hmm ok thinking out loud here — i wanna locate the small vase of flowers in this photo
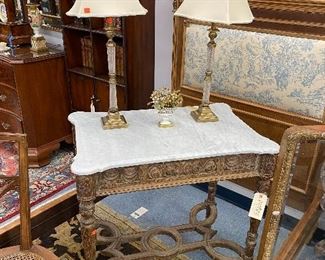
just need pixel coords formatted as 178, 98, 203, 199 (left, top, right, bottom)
148, 88, 183, 128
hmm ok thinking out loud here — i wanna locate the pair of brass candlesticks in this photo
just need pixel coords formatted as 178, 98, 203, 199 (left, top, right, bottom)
66, 0, 254, 129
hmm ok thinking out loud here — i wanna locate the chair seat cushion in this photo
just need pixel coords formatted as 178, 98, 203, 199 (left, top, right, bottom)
0, 141, 19, 177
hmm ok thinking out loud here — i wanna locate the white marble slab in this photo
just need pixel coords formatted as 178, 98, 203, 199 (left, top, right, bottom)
68, 103, 280, 176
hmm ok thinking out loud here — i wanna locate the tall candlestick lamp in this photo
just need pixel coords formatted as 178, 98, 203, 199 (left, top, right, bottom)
175, 0, 254, 122
66, 0, 147, 129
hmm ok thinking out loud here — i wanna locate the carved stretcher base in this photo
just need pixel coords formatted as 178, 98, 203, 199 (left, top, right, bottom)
96, 201, 245, 260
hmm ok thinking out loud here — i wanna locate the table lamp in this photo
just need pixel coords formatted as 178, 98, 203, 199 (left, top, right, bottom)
174, 0, 254, 122
66, 0, 147, 129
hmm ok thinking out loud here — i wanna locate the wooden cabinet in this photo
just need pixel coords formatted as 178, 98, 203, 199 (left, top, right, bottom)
0, 47, 71, 167
0, 0, 33, 46
60, 0, 155, 112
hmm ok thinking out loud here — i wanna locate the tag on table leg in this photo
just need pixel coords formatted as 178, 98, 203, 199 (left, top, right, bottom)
130, 207, 148, 219
248, 193, 268, 220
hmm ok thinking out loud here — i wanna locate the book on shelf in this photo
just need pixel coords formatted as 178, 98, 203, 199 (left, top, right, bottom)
114, 17, 122, 33
116, 45, 124, 78
81, 36, 93, 70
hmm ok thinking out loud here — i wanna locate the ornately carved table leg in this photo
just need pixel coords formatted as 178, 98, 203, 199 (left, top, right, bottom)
206, 181, 217, 223
244, 156, 274, 260
77, 175, 97, 260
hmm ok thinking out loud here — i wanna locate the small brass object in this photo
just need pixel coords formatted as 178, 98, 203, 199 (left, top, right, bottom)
158, 120, 174, 128
31, 35, 48, 53
191, 104, 218, 122
101, 110, 127, 129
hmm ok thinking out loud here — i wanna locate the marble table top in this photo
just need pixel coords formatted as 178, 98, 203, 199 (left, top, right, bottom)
68, 103, 280, 175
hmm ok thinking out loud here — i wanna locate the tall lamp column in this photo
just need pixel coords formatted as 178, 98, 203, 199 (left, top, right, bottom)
66, 0, 148, 130
175, 0, 254, 123
102, 18, 127, 129
191, 24, 219, 122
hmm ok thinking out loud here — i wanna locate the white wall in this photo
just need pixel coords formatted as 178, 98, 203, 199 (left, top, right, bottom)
40, 28, 64, 50
154, 0, 174, 89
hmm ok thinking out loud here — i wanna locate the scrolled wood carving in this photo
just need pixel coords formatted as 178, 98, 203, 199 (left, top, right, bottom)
96, 154, 275, 197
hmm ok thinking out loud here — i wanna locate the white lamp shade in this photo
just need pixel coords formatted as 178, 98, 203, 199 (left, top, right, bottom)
174, 0, 254, 24
66, 0, 148, 18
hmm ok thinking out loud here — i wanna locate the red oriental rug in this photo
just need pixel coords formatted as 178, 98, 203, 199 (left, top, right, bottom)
0, 149, 75, 224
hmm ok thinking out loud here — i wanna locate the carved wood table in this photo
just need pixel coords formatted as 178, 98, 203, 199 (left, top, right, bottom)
68, 103, 279, 260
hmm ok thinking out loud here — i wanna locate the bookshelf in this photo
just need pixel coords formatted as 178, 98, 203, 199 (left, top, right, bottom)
60, 0, 155, 112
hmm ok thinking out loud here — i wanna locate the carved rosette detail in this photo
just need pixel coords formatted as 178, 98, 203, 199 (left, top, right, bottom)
96, 154, 267, 196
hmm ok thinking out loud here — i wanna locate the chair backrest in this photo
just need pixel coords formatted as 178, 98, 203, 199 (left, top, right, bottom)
258, 125, 325, 259
0, 133, 31, 251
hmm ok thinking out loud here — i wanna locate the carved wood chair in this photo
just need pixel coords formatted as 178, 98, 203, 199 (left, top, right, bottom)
0, 133, 58, 260
258, 125, 325, 259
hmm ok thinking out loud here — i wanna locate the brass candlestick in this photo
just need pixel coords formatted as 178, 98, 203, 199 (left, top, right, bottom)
191, 24, 218, 122
101, 18, 127, 129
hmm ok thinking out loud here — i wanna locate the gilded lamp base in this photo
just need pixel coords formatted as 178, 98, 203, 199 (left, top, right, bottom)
31, 35, 48, 53
101, 111, 128, 129
191, 104, 218, 122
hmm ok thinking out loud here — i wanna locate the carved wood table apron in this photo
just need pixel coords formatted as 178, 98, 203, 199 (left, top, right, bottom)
68, 103, 279, 260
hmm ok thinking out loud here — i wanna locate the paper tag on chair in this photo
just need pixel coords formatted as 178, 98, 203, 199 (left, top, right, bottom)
248, 193, 268, 220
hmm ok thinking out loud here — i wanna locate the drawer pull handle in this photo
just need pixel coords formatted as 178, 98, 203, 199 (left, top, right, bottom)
0, 94, 7, 102
1, 122, 10, 130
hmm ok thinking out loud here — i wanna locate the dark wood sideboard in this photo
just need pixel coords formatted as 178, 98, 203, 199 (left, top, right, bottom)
0, 46, 71, 167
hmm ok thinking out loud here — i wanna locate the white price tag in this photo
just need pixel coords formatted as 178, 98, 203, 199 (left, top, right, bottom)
248, 193, 268, 220
130, 207, 148, 219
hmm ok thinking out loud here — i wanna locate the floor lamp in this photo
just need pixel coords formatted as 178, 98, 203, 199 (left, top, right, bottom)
175, 0, 254, 122
66, 0, 147, 129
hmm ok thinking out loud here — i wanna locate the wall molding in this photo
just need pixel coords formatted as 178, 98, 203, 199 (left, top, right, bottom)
247, 0, 325, 40
173, 0, 325, 40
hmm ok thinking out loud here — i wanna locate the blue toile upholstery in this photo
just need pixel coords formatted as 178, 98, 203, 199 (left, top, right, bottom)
184, 24, 325, 119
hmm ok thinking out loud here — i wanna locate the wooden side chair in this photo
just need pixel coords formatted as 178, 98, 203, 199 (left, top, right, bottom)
0, 133, 58, 260
258, 125, 325, 259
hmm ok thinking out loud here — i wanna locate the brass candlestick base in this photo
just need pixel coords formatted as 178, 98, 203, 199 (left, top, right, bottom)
191, 104, 218, 122
101, 111, 128, 129
31, 35, 48, 53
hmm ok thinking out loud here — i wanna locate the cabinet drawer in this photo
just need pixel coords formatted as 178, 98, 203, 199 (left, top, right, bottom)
0, 84, 21, 116
0, 111, 23, 133
0, 62, 15, 87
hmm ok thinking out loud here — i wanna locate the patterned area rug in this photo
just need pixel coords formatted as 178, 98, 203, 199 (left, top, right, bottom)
34, 202, 188, 260
0, 149, 75, 224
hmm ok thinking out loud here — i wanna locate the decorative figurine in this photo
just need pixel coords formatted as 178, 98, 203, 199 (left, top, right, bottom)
27, 2, 48, 53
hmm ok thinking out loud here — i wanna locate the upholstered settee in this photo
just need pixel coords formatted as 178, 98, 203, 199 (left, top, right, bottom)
172, 17, 325, 212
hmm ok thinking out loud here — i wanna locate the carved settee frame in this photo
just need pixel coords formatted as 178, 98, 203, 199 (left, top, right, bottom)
172, 0, 325, 258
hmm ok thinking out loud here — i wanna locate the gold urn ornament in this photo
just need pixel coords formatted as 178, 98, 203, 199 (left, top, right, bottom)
27, 3, 48, 53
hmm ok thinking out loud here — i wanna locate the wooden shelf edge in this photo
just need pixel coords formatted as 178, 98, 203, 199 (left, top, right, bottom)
68, 67, 127, 87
